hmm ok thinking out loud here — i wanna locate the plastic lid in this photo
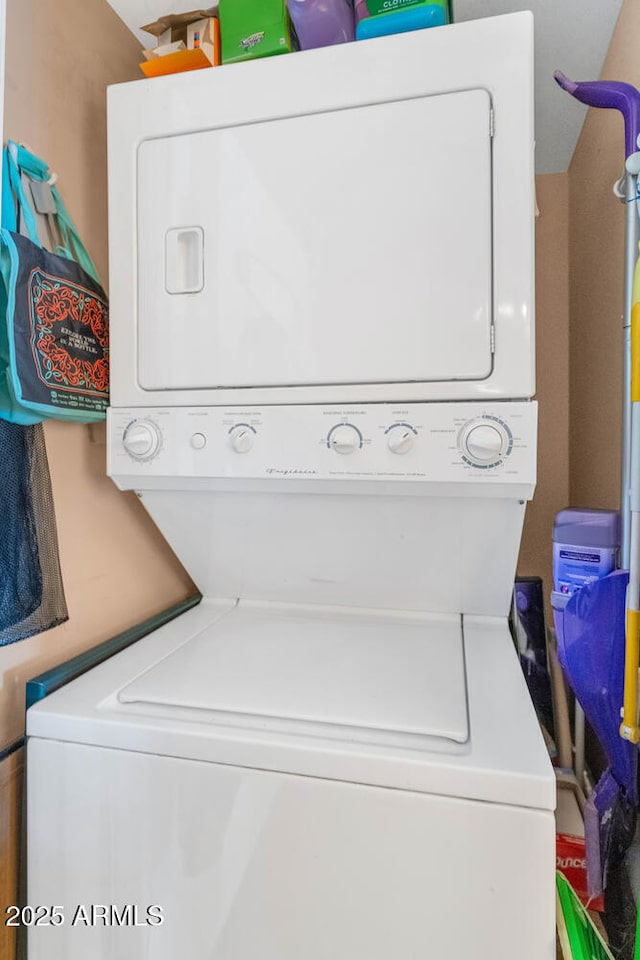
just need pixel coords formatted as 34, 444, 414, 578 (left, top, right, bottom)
552, 508, 620, 548
118, 605, 469, 744
551, 590, 571, 611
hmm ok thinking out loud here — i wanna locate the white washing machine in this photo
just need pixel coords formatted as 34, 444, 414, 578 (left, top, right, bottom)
27, 13, 555, 959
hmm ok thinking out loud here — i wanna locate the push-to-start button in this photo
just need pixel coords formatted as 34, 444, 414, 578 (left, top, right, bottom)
190, 432, 207, 450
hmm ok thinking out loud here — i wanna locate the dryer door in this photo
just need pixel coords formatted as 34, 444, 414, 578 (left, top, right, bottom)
137, 88, 493, 392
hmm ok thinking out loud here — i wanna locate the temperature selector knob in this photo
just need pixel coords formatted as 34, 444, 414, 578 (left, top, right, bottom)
123, 419, 162, 461
459, 417, 512, 468
229, 425, 255, 454
386, 424, 416, 455
328, 424, 362, 455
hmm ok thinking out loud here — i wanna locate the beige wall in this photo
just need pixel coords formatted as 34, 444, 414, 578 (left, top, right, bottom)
568, 0, 640, 511
0, 1, 195, 947
518, 173, 571, 605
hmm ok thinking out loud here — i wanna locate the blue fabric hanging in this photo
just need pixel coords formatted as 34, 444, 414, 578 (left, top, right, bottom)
0, 420, 41, 626
0, 419, 67, 644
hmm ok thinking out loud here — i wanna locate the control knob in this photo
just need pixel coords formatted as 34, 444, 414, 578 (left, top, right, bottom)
386, 424, 416, 455
229, 425, 255, 454
328, 424, 362, 455
460, 417, 511, 468
123, 419, 162, 461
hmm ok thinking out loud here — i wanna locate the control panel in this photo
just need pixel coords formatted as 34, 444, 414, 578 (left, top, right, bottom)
109, 402, 536, 484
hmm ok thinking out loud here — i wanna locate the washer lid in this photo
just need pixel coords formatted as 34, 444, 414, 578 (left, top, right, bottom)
118, 604, 469, 745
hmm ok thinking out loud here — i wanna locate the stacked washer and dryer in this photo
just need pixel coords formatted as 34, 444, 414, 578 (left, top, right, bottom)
27, 12, 555, 959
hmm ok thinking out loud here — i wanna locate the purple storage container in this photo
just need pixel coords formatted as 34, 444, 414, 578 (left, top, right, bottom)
551, 507, 620, 640
287, 0, 355, 49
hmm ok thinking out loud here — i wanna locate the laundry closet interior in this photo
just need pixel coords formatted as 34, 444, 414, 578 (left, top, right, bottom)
0, 1, 636, 958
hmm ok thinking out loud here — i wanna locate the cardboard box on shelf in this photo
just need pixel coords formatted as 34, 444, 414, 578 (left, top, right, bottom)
143, 40, 186, 58
140, 8, 221, 78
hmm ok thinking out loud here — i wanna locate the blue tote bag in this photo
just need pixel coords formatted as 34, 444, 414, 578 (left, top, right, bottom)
0, 142, 109, 424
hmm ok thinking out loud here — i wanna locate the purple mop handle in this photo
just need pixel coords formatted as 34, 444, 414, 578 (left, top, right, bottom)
554, 70, 640, 159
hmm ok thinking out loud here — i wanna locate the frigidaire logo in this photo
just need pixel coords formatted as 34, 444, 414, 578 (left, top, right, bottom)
266, 468, 318, 476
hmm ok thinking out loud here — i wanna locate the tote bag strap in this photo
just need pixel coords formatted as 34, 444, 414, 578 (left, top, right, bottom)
2, 143, 41, 244
49, 188, 101, 286
2, 142, 101, 286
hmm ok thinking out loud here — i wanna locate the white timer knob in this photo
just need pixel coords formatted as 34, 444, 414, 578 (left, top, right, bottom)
123, 420, 161, 460
229, 426, 255, 454
387, 426, 415, 455
465, 424, 504, 464
329, 425, 361, 455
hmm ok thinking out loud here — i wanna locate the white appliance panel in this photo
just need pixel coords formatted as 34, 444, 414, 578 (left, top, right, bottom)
137, 89, 493, 392
28, 738, 556, 960
108, 401, 537, 487
139, 491, 526, 615
108, 402, 536, 615
118, 605, 469, 743
108, 13, 535, 405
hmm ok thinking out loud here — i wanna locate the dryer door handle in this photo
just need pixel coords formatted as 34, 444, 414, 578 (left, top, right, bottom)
165, 226, 204, 295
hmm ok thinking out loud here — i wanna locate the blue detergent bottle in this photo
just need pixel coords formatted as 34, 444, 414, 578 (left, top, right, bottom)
355, 0, 449, 41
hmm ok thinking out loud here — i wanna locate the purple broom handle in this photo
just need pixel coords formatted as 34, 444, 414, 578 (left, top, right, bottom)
554, 70, 640, 160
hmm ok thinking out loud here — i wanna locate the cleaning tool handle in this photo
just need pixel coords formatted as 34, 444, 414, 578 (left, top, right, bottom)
621, 605, 640, 742
622, 384, 640, 741
554, 72, 640, 160
632, 254, 640, 402
633, 304, 640, 405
